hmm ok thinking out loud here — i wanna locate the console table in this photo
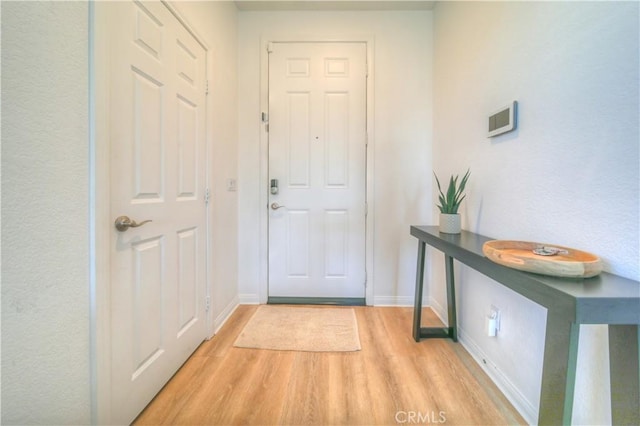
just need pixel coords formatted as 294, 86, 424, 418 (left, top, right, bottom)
410, 225, 639, 425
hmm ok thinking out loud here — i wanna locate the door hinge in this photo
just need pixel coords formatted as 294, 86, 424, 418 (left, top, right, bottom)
365, 202, 368, 217
267, 42, 274, 53
262, 112, 269, 123
205, 79, 209, 95
205, 296, 210, 312
204, 188, 210, 205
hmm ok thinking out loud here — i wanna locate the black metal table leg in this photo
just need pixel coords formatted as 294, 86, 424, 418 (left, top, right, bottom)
413, 241, 426, 342
609, 324, 640, 425
538, 313, 578, 425
444, 254, 458, 342
413, 244, 458, 341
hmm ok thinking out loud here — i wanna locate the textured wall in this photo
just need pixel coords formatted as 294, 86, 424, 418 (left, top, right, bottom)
1, 2, 91, 424
237, 10, 433, 304
432, 2, 639, 424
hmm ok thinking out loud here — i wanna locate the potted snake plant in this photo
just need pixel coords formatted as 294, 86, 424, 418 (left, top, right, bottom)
434, 169, 470, 234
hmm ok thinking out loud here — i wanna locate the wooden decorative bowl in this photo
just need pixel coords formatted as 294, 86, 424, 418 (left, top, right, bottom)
482, 240, 602, 278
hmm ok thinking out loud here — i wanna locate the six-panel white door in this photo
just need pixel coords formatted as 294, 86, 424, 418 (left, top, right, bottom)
268, 42, 367, 299
108, 1, 208, 423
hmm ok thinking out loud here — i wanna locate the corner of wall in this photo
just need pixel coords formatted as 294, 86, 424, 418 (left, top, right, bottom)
212, 296, 240, 335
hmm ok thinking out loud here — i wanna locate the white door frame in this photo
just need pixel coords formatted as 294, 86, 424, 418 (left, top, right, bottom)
258, 34, 375, 305
90, 2, 213, 423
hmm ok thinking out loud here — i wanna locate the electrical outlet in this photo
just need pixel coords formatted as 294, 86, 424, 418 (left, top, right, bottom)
486, 306, 501, 337
490, 305, 501, 331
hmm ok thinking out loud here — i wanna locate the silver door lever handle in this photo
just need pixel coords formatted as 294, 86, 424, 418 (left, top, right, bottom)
270, 203, 286, 210
115, 215, 152, 232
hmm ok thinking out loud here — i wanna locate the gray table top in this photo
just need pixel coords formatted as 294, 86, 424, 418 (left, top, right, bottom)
410, 225, 640, 325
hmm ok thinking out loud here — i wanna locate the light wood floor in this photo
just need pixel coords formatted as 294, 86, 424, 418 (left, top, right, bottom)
134, 305, 526, 425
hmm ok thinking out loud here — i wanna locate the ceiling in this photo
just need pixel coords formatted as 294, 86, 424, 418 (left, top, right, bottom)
234, 1, 436, 11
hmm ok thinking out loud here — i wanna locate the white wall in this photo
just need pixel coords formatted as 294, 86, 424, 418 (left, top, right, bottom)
237, 10, 433, 305
1, 2, 91, 424
173, 1, 240, 331
432, 2, 639, 424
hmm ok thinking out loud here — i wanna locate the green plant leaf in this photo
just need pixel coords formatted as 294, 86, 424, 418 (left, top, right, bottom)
433, 169, 470, 214
434, 172, 447, 212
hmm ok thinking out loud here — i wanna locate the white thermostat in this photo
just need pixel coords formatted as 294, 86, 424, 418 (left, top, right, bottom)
488, 101, 517, 137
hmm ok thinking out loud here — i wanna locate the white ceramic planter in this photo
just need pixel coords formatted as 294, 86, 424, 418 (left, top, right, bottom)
439, 213, 461, 234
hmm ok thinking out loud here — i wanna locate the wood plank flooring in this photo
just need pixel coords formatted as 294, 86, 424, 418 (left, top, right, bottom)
134, 305, 526, 425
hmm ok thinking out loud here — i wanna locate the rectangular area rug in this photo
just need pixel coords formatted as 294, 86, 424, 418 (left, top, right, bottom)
233, 305, 361, 352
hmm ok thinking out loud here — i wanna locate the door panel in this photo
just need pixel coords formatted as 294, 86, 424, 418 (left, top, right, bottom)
325, 92, 349, 186
177, 227, 198, 335
268, 42, 367, 299
177, 98, 198, 199
287, 92, 311, 186
132, 69, 164, 200
109, 1, 207, 424
325, 210, 348, 277
131, 235, 164, 378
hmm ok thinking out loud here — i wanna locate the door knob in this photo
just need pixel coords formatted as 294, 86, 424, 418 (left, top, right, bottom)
270, 203, 286, 210
115, 215, 152, 232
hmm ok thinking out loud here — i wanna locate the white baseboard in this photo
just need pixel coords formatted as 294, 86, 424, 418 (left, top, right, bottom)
238, 293, 260, 305
372, 295, 415, 306
428, 297, 447, 324
212, 295, 239, 335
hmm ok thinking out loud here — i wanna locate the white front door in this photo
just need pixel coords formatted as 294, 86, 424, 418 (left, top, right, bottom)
268, 42, 367, 300
108, 1, 208, 423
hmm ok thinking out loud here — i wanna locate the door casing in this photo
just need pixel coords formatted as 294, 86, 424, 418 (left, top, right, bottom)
90, 2, 213, 423
258, 34, 376, 305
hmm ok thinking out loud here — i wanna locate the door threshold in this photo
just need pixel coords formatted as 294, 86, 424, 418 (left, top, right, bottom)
268, 297, 365, 306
